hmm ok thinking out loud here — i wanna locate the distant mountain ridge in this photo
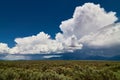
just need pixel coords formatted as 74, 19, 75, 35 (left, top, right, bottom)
0, 47, 120, 60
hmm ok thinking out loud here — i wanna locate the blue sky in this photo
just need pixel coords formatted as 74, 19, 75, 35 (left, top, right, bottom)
0, 0, 120, 47
0, 0, 120, 61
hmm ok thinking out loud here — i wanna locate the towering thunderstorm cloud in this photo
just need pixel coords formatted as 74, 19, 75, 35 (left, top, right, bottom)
0, 3, 120, 54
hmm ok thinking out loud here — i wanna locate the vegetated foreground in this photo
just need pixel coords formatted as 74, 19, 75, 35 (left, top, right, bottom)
0, 60, 120, 80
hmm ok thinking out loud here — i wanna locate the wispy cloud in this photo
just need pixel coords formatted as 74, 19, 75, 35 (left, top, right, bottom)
43, 55, 62, 59
1, 54, 30, 60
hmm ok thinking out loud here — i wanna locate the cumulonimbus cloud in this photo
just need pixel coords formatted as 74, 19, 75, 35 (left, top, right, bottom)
56, 2, 119, 48
58, 3, 117, 39
0, 3, 120, 54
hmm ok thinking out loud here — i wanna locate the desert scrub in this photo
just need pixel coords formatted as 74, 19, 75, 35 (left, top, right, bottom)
0, 61, 120, 80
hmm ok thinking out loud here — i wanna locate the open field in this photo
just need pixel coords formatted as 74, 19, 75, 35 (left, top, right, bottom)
0, 60, 120, 80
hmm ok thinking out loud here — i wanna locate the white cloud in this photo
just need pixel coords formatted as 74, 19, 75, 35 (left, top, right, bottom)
80, 23, 120, 48
0, 3, 119, 55
9, 32, 64, 54
56, 33, 83, 52
56, 2, 118, 48
9, 31, 82, 54
0, 43, 9, 54
59, 3, 117, 39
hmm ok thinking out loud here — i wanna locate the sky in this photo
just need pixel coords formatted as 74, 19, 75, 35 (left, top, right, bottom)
0, 0, 120, 47
0, 0, 120, 60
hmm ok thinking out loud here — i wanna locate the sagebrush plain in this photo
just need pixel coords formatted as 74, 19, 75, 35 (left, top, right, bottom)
0, 60, 120, 80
